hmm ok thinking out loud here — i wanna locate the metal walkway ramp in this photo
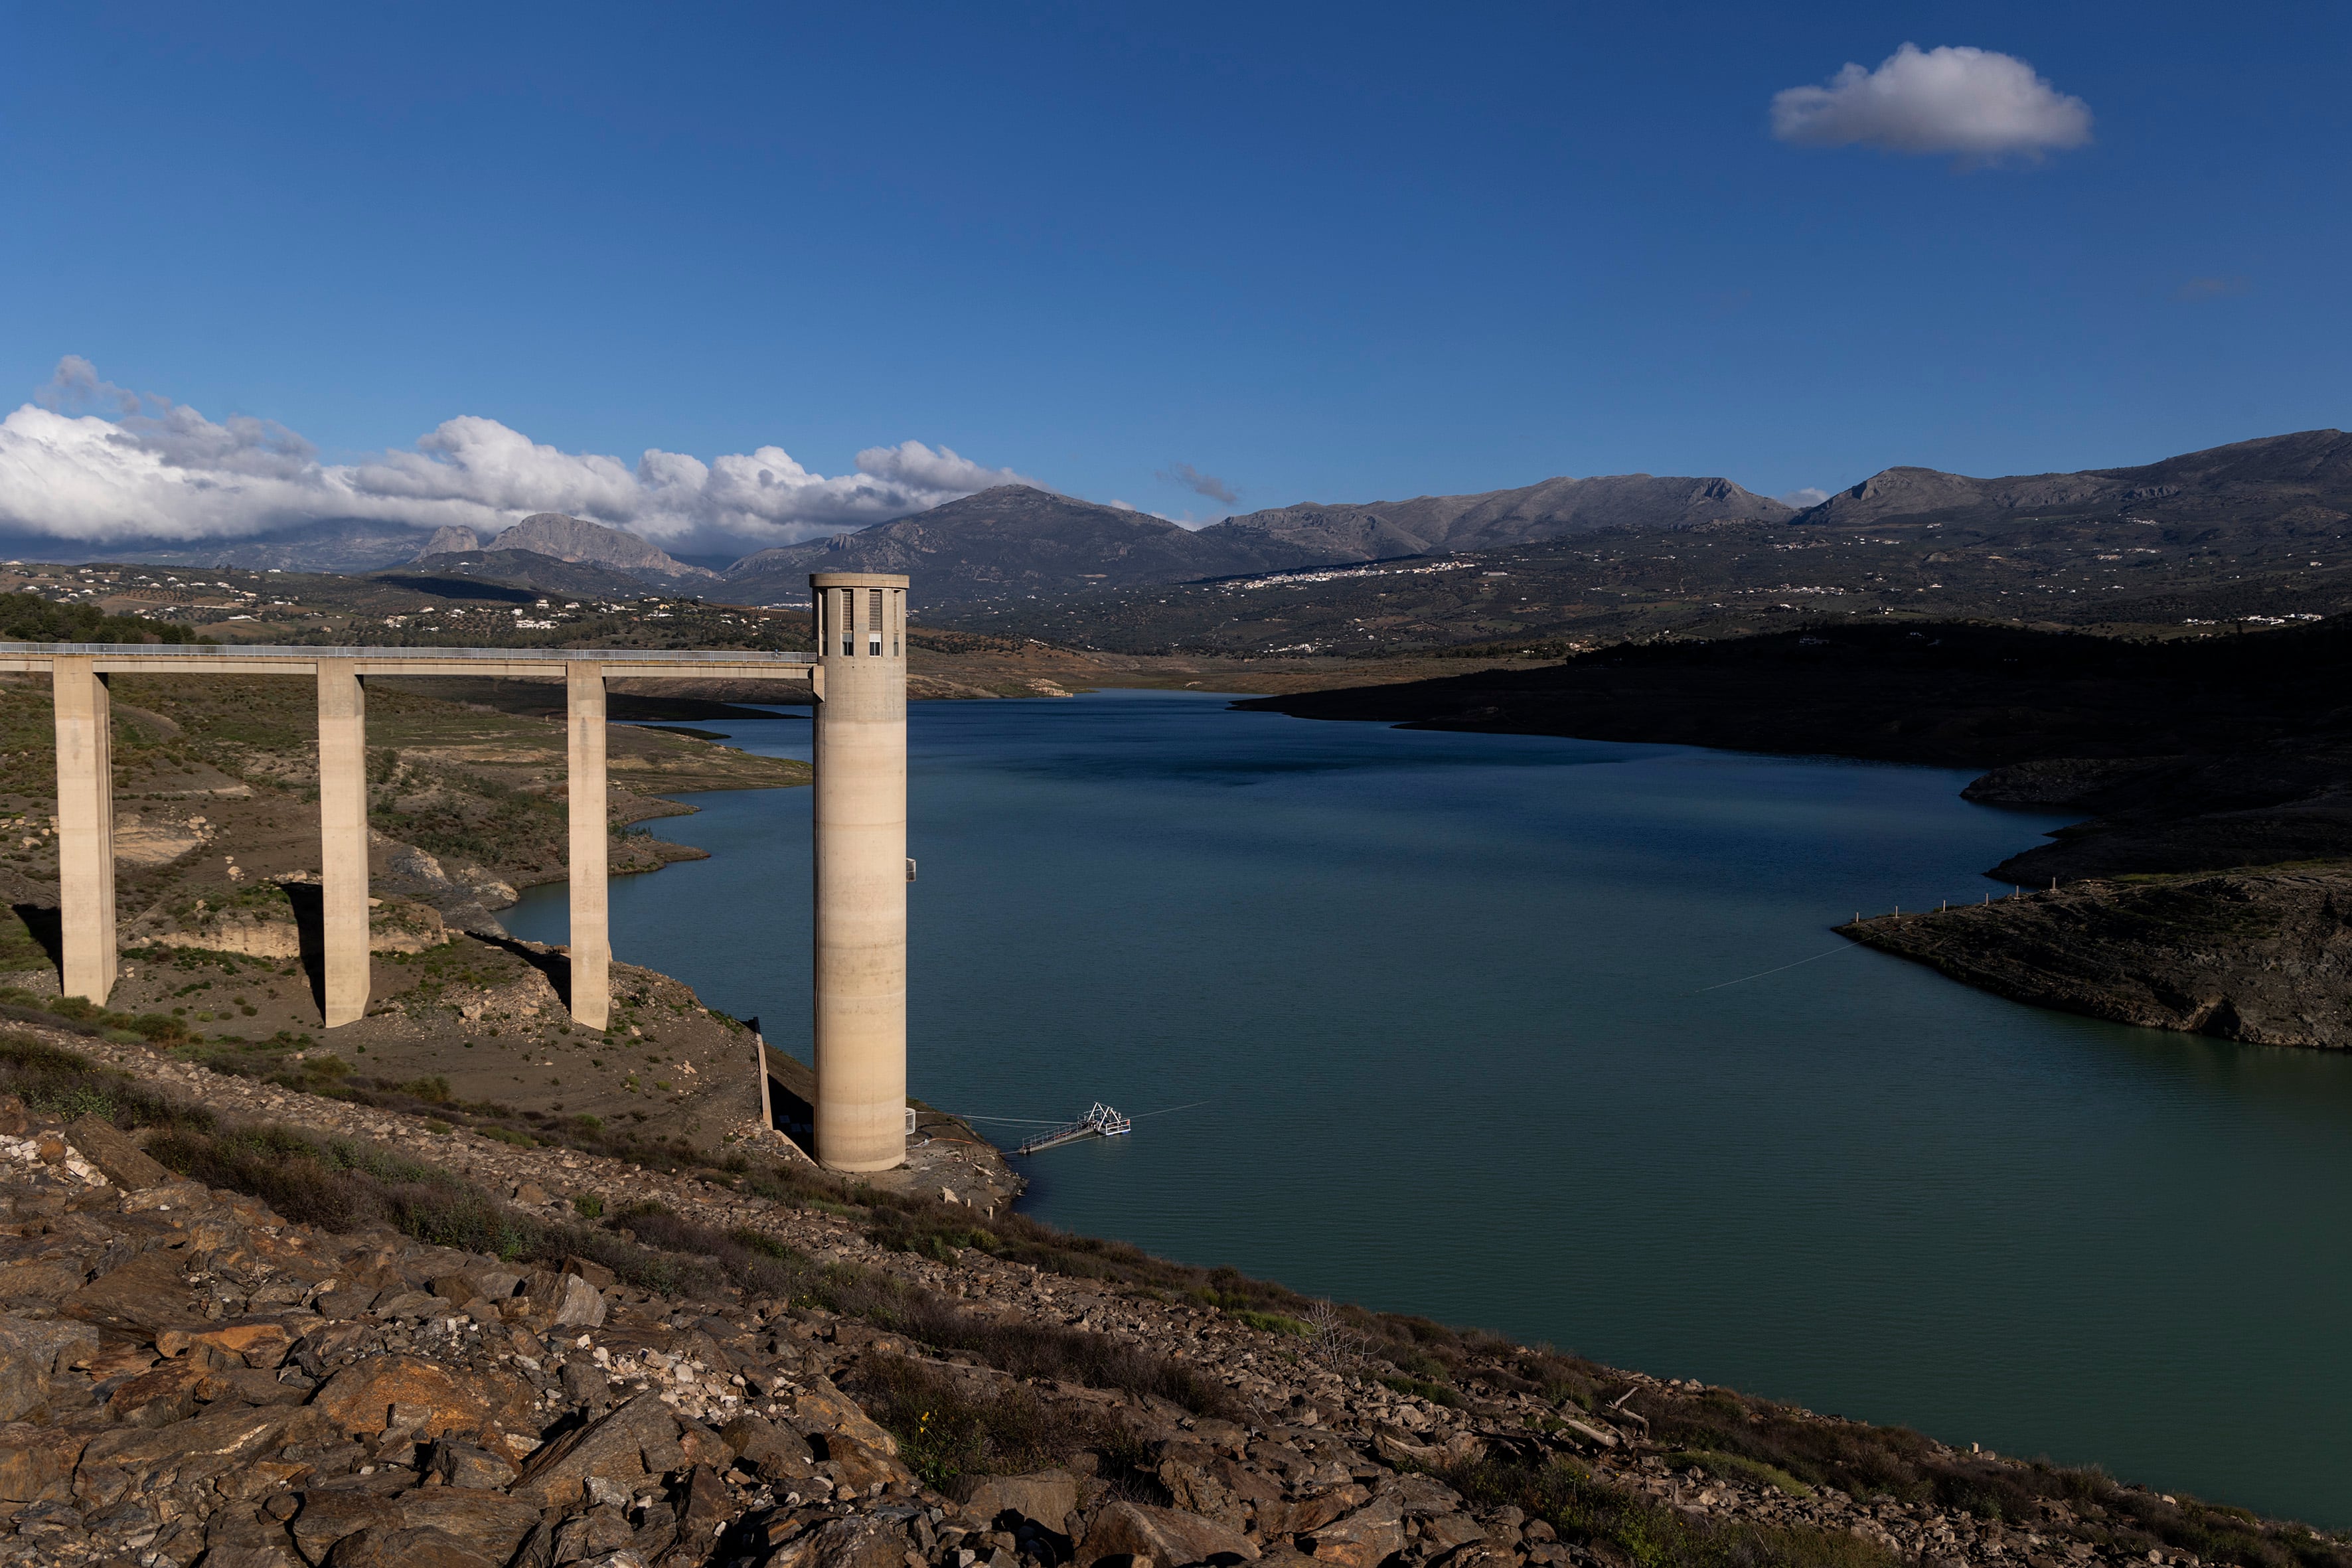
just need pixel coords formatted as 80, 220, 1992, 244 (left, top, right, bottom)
1012, 1102, 1134, 1155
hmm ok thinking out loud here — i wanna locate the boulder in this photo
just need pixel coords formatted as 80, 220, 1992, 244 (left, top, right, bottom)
1420, 1514, 1488, 1552
426, 1439, 517, 1491
290, 1492, 406, 1564
0, 1256, 89, 1302
1083, 1500, 1261, 1567
678, 1463, 736, 1545
395, 1490, 542, 1560
0, 1313, 98, 1419
66, 1249, 207, 1333
562, 1255, 618, 1287
325, 1524, 500, 1568
159, 1314, 305, 1369
1257, 1486, 1368, 1539
202, 1502, 305, 1568
311, 1354, 513, 1443
816, 1430, 907, 1495
104, 1358, 211, 1427
1158, 1455, 1247, 1531
721, 1413, 817, 1481
1304, 1493, 1406, 1568
677, 1419, 733, 1470
560, 1358, 612, 1409
74, 1405, 289, 1508
518, 1269, 606, 1328
1389, 1476, 1467, 1517
789, 1373, 898, 1456
64, 1113, 175, 1190
552, 1506, 637, 1561
512, 1391, 678, 1506
958, 1468, 1083, 1533
0, 1421, 90, 1502
768, 1512, 919, 1568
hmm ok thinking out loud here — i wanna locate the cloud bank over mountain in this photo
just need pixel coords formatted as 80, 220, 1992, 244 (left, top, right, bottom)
1771, 44, 2092, 161
0, 357, 1036, 551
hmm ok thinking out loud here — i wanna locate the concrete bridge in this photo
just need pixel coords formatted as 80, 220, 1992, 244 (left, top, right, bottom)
0, 570, 911, 1172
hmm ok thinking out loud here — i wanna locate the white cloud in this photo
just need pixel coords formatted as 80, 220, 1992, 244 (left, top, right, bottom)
0, 358, 1040, 550
1771, 44, 2091, 160
1779, 487, 1831, 509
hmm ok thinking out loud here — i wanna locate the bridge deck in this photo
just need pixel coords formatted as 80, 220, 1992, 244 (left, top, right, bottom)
0, 642, 816, 680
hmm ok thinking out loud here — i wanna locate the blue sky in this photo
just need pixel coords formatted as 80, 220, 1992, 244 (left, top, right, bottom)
1, 1, 2345, 550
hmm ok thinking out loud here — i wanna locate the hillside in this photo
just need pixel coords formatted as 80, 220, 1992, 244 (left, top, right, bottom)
942, 433, 2352, 657
1204, 474, 1793, 560
722, 477, 1801, 613
0, 1021, 2337, 1568
1798, 429, 2352, 531
718, 487, 1326, 610
385, 548, 678, 601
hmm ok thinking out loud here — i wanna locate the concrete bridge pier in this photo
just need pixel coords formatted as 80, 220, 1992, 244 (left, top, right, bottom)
51, 657, 116, 1004
810, 572, 909, 1172
317, 660, 371, 1026
2, 642, 815, 1031
566, 663, 611, 1030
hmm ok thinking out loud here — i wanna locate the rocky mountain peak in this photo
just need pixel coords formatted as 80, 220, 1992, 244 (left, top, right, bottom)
489, 514, 720, 580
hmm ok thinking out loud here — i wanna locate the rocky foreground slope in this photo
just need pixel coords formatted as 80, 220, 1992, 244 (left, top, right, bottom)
0, 1022, 2339, 1568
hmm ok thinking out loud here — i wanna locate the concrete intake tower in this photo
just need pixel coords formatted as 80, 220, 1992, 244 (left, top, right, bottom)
809, 573, 911, 1172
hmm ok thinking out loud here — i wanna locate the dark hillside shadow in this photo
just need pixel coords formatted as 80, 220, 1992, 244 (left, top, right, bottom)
473, 933, 576, 1012
749, 1024, 817, 1155
9, 905, 61, 980
277, 882, 328, 1016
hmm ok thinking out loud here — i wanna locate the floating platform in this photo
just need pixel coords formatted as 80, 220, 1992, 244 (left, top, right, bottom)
1013, 1102, 1133, 1156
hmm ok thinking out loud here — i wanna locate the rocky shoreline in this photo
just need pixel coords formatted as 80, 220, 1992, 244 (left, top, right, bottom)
0, 1020, 2339, 1568
1842, 870, 2352, 1048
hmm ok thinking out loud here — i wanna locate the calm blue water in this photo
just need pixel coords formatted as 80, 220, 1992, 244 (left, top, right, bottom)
511, 690, 2352, 1525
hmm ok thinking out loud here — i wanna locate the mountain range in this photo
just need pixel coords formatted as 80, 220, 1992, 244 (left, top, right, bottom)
3, 430, 2345, 614
1793, 428, 2352, 531
719, 472, 1796, 609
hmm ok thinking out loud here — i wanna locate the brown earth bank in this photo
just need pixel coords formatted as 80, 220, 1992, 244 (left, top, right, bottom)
1236, 618, 2352, 1051
0, 1020, 2341, 1568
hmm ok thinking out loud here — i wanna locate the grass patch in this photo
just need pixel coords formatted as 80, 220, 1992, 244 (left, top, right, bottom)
1380, 1374, 1463, 1407
850, 1353, 1125, 1492
0, 1031, 212, 1132
1665, 1449, 1814, 1498
1229, 1309, 1313, 1337
1440, 1453, 1895, 1568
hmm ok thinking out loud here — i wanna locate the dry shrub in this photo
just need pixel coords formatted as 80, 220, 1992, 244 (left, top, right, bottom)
1439, 1452, 1897, 1568
850, 1353, 1118, 1492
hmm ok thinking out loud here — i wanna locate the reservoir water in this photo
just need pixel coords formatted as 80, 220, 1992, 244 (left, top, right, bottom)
507, 690, 2352, 1525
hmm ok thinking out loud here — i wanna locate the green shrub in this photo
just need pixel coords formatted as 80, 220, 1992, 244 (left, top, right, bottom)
1666, 1449, 1814, 1497
1380, 1374, 1463, 1407
0, 1032, 210, 1133
852, 1352, 1121, 1492
1439, 1453, 1895, 1568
